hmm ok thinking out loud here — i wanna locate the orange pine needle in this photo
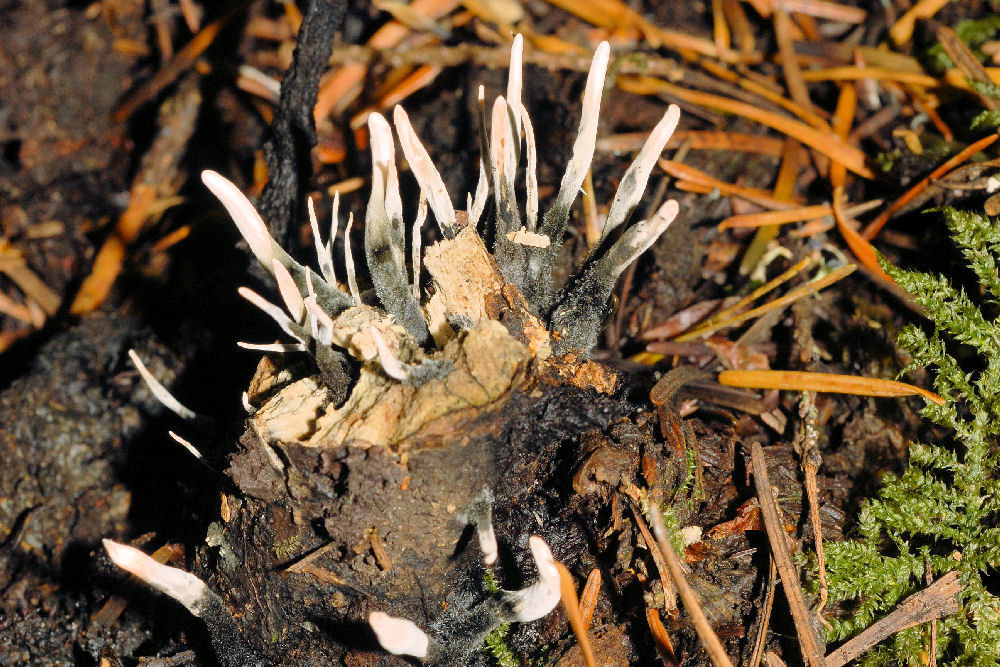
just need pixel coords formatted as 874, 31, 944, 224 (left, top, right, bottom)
831, 185, 893, 283
799, 67, 938, 87
646, 607, 678, 662
599, 130, 786, 156
829, 82, 857, 189
719, 204, 833, 230
862, 133, 1000, 240
717, 369, 944, 404
314, 0, 461, 120
556, 561, 597, 667
889, 0, 951, 46
661, 160, 804, 210
112, 15, 228, 123
619, 75, 874, 178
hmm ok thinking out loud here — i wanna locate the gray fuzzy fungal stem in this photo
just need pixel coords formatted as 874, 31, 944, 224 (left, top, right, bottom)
102, 540, 265, 667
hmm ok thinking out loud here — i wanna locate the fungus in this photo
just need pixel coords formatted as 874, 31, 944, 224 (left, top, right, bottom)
106, 34, 683, 664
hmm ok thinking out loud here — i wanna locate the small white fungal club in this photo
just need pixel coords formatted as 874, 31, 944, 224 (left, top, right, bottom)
102, 539, 207, 614
504, 535, 561, 623
368, 611, 431, 658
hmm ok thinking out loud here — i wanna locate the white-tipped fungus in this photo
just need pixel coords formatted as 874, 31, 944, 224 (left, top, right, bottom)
503, 535, 561, 623
102, 539, 208, 613
368, 611, 430, 658
128, 349, 202, 423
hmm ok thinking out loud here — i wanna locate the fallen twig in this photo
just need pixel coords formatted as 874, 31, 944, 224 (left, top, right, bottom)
647, 500, 735, 667
824, 571, 961, 667
749, 442, 826, 667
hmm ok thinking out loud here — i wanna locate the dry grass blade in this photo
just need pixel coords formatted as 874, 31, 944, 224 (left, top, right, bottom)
675, 264, 856, 342
749, 443, 826, 667
824, 571, 961, 667
718, 369, 945, 404
555, 562, 596, 667
688, 255, 816, 336
647, 500, 735, 667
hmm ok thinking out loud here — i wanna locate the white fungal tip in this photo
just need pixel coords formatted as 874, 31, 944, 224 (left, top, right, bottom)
479, 523, 498, 566
102, 539, 207, 613
128, 349, 200, 423
167, 430, 206, 462
368, 326, 410, 381
368, 611, 430, 658
200, 170, 274, 269
506, 536, 561, 623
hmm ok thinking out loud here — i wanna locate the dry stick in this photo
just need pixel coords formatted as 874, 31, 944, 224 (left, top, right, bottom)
795, 390, 830, 628
749, 442, 826, 667
748, 555, 778, 667
646, 500, 735, 667
936, 23, 1000, 112
824, 571, 961, 667
628, 500, 679, 613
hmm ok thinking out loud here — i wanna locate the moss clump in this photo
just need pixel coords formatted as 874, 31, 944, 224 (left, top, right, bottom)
822, 208, 1000, 665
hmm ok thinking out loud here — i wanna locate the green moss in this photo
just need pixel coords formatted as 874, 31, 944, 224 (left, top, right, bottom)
821, 208, 1000, 664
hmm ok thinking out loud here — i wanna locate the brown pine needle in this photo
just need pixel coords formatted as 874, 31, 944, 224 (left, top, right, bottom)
619, 76, 874, 178
675, 264, 856, 342
646, 607, 679, 664
647, 500, 735, 667
862, 134, 1000, 240
718, 369, 945, 404
580, 568, 602, 629
556, 562, 596, 667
